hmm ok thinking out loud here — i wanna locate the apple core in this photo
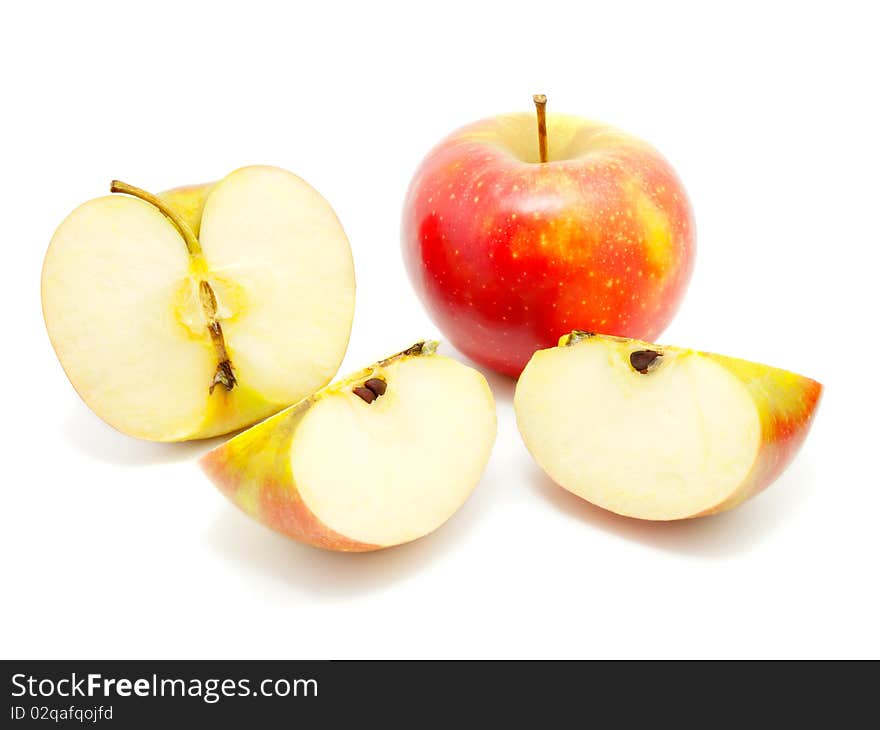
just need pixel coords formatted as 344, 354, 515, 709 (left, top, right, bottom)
111, 180, 238, 394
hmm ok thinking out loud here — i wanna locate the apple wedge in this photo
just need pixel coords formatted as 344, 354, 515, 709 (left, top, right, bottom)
41, 165, 355, 441
201, 342, 497, 551
514, 331, 822, 520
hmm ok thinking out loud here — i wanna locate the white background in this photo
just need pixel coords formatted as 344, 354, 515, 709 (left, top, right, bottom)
2, 1, 878, 659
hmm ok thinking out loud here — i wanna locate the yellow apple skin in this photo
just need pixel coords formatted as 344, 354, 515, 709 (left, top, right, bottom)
159, 182, 215, 237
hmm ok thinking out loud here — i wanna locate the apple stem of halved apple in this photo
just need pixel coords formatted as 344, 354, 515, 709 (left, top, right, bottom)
109, 180, 203, 256
532, 93, 548, 163
109, 180, 237, 393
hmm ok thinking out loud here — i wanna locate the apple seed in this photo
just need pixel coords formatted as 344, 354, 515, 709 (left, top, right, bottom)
353, 386, 377, 404
364, 378, 387, 397
630, 349, 662, 374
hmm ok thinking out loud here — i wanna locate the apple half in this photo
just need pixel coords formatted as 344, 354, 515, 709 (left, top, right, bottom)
41, 165, 355, 441
514, 331, 822, 520
201, 342, 497, 551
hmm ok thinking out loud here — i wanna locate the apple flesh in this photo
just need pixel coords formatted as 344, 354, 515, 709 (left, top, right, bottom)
402, 104, 695, 376
514, 332, 822, 520
41, 165, 355, 441
200, 342, 497, 551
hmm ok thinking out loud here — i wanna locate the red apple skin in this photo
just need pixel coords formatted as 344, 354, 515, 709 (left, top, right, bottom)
402, 112, 696, 375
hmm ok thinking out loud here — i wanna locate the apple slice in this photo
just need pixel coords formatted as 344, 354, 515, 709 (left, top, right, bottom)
201, 342, 497, 551
41, 165, 355, 441
514, 331, 822, 520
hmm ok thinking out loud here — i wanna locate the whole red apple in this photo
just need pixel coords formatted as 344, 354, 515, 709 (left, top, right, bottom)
401, 98, 696, 376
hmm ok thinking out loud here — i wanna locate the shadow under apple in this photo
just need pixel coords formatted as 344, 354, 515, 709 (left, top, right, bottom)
64, 402, 230, 466
203, 478, 492, 598
529, 460, 818, 558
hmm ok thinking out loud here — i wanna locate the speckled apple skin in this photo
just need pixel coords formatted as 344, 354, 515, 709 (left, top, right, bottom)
402, 112, 695, 376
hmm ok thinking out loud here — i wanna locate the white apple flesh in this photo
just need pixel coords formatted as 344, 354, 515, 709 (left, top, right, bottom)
514, 332, 822, 520
41, 165, 355, 441
201, 342, 497, 551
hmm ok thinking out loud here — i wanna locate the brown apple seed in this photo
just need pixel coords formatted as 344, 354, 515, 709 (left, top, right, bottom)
630, 349, 662, 374
353, 386, 377, 404
364, 378, 387, 397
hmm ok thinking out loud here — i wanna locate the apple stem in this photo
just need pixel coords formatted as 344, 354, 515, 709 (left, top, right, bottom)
379, 340, 438, 366
110, 180, 203, 257
533, 94, 548, 163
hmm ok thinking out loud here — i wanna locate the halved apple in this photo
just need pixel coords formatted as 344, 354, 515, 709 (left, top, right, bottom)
201, 342, 497, 551
41, 165, 355, 441
514, 331, 822, 520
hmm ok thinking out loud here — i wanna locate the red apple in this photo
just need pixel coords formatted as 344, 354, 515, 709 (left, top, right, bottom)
401, 97, 696, 376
